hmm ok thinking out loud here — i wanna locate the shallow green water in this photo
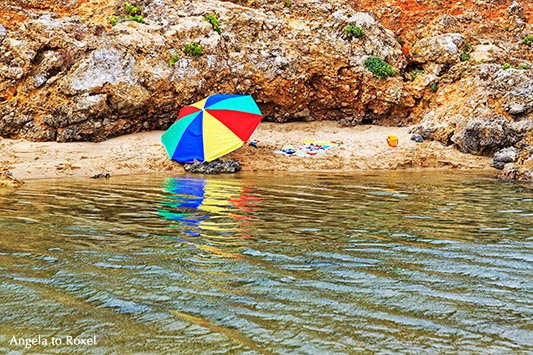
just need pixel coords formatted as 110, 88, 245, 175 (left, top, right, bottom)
0, 171, 531, 354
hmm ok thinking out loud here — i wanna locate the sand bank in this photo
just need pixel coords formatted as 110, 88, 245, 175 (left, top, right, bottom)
0, 121, 494, 180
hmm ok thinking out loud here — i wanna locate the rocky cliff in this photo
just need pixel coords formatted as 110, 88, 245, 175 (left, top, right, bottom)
1, 0, 533, 179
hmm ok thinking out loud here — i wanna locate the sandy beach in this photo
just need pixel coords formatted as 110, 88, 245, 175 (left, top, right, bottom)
0, 121, 494, 181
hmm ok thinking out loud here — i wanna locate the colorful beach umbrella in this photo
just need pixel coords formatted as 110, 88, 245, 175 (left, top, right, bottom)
161, 94, 262, 163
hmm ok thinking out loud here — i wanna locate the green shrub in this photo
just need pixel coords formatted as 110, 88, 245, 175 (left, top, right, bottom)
501, 63, 531, 70
284, 0, 291, 7
460, 43, 473, 62
183, 43, 203, 57
169, 54, 179, 67
523, 34, 533, 46
114, 2, 143, 23
363, 57, 395, 79
108, 16, 119, 26
126, 14, 144, 23
345, 25, 364, 40
430, 82, 438, 92
410, 69, 424, 81
204, 14, 221, 34
108, 2, 144, 26
124, 2, 142, 16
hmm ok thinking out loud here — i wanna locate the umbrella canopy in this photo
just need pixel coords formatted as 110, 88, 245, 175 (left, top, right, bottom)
161, 94, 262, 163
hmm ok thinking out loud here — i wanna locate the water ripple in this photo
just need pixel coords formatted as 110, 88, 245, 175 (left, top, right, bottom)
0, 172, 531, 354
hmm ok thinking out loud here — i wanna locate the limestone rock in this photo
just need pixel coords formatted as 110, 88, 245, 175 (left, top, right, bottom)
469, 45, 506, 64
411, 63, 533, 157
498, 162, 533, 182
493, 147, 519, 170
451, 118, 508, 155
0, 0, 407, 142
2, 0, 533, 181
183, 158, 241, 174
410, 33, 465, 66
490, 69, 533, 116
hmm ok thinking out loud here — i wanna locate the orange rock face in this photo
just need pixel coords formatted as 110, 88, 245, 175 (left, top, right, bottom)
354, 0, 533, 42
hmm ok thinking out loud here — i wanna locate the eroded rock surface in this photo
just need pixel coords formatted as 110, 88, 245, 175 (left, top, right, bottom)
2, 0, 533, 179
183, 158, 241, 174
1, 0, 409, 142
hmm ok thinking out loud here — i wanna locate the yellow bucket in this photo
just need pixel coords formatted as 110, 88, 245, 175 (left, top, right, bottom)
386, 135, 398, 147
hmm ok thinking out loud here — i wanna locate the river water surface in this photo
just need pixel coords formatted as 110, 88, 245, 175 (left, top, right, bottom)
0, 171, 531, 354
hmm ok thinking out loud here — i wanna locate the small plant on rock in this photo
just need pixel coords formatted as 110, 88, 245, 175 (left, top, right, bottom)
183, 43, 203, 57
205, 14, 221, 34
430, 82, 438, 92
169, 54, 179, 67
124, 2, 142, 16
108, 15, 119, 26
460, 43, 473, 62
126, 14, 144, 23
523, 34, 533, 46
363, 57, 395, 79
410, 69, 424, 81
345, 25, 364, 40
124, 2, 143, 23
109, 2, 144, 25
502, 63, 511, 70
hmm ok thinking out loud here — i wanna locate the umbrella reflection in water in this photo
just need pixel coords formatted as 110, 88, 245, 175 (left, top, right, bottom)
158, 177, 261, 256
159, 177, 208, 237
